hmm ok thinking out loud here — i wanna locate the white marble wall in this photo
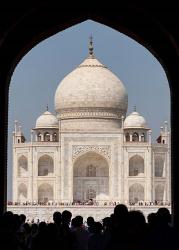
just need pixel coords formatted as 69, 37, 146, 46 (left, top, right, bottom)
13, 131, 170, 205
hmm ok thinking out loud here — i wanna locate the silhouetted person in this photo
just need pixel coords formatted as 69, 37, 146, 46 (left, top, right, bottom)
53, 211, 62, 236
87, 216, 95, 234
60, 210, 75, 250
146, 207, 178, 250
31, 221, 48, 250
72, 215, 89, 250
107, 204, 129, 250
101, 217, 112, 250
127, 210, 147, 250
0, 211, 19, 250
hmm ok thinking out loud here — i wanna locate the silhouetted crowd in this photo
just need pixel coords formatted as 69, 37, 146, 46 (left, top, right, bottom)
0, 204, 178, 250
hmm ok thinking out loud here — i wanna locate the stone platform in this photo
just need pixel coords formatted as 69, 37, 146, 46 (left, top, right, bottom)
7, 205, 171, 222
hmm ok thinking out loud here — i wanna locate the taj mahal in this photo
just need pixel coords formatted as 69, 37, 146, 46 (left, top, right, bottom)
10, 38, 171, 221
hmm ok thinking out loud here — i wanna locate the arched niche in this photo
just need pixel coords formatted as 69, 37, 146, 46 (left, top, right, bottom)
73, 152, 109, 202
38, 183, 53, 203
155, 184, 165, 202
37, 133, 42, 142
38, 154, 54, 176
155, 156, 165, 177
132, 132, 139, 142
18, 155, 28, 177
129, 183, 144, 203
125, 133, 130, 142
129, 155, 144, 176
18, 183, 27, 202
44, 132, 50, 142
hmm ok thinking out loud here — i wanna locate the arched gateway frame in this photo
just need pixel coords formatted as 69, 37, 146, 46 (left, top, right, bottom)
73, 152, 109, 202
0, 7, 175, 225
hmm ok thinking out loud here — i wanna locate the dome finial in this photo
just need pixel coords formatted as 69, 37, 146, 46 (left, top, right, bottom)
133, 105, 136, 112
46, 104, 48, 111
89, 34, 94, 57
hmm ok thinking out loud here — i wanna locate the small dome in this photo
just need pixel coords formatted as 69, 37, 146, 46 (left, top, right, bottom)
124, 111, 148, 129
35, 111, 58, 128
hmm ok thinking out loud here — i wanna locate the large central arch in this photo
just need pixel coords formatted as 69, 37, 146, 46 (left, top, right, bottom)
73, 151, 109, 202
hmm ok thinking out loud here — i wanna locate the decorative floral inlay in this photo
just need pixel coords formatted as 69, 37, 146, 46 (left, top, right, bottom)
72, 145, 111, 160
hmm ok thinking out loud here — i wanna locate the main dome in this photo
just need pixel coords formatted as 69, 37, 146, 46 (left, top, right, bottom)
54, 40, 128, 120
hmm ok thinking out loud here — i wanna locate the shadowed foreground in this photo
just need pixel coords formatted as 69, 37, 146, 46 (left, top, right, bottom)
0, 204, 178, 250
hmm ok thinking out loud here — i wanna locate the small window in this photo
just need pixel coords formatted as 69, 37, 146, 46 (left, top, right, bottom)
37, 133, 42, 142
44, 132, 50, 142
53, 133, 58, 142
141, 133, 145, 142
132, 132, 139, 142
125, 133, 130, 142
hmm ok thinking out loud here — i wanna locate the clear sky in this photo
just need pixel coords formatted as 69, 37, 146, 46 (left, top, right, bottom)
7, 20, 170, 200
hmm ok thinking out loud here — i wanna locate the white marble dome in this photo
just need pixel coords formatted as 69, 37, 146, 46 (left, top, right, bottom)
124, 111, 148, 129
54, 52, 128, 119
35, 111, 58, 128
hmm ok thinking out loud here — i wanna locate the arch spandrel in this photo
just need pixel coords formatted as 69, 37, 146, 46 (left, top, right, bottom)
72, 145, 111, 162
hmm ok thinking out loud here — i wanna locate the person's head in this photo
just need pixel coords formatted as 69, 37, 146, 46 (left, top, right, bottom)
74, 216, 83, 227
113, 204, 128, 224
156, 207, 171, 225
102, 217, 111, 229
114, 204, 128, 217
38, 221, 47, 232
128, 210, 146, 229
147, 212, 157, 225
62, 210, 72, 224
20, 214, 26, 224
53, 211, 61, 225
87, 216, 95, 227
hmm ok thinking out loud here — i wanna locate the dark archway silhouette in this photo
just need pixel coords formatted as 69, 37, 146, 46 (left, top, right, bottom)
0, 4, 178, 227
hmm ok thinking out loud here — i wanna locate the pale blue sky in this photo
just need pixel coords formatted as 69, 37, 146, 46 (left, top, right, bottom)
7, 20, 170, 200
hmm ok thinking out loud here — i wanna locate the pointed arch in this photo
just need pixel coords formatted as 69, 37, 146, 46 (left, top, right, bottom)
37, 133, 42, 142
155, 184, 165, 201
129, 155, 144, 176
53, 132, 58, 141
18, 155, 28, 177
141, 133, 145, 142
44, 132, 50, 142
18, 183, 27, 202
73, 152, 109, 202
38, 183, 53, 203
132, 132, 139, 142
125, 133, 130, 142
38, 154, 54, 176
155, 156, 165, 177
129, 183, 144, 203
